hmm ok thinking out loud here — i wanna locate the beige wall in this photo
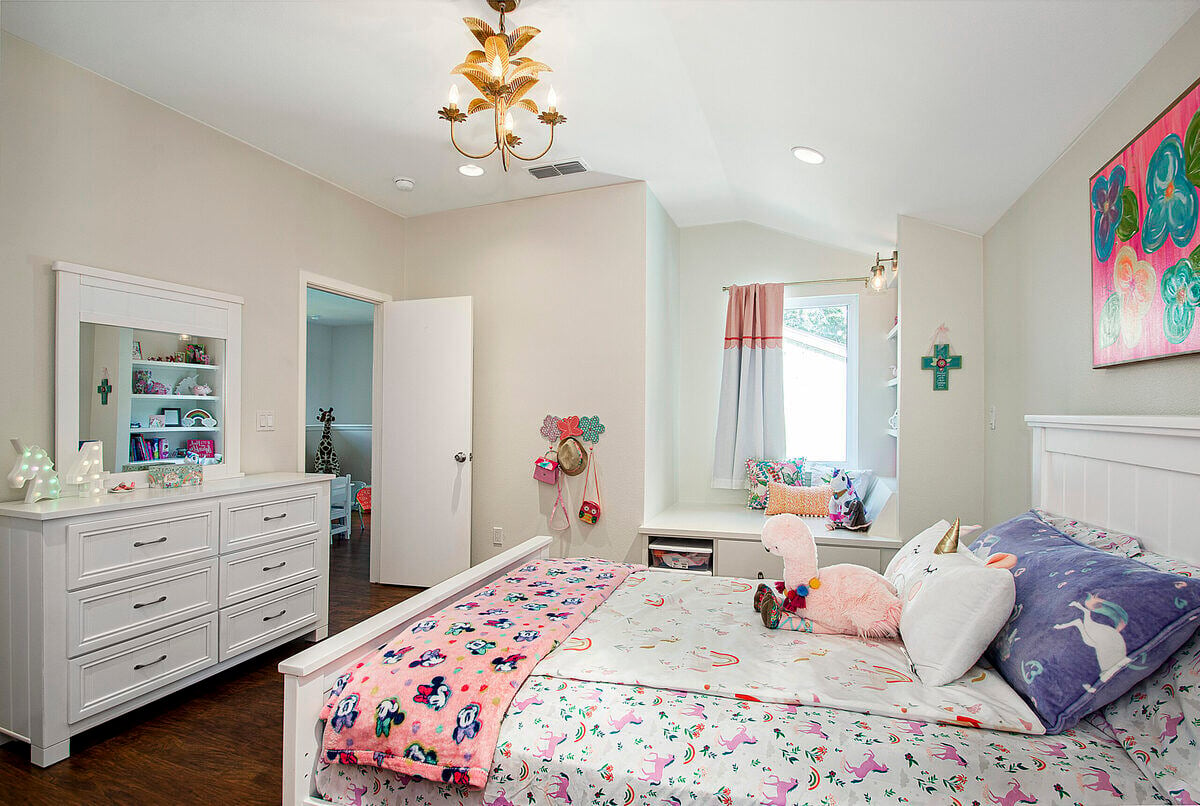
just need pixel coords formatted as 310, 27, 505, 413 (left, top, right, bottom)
676, 221, 897, 506
0, 33, 406, 500
897, 216, 984, 537
403, 183, 651, 565
983, 13, 1200, 526
644, 190, 681, 519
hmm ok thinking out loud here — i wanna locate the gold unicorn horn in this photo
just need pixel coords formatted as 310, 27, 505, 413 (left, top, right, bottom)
934, 518, 961, 554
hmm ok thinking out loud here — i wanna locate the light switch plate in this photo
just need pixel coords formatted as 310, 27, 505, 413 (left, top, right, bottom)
256, 410, 276, 432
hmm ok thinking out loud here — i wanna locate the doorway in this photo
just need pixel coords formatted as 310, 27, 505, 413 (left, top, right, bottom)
298, 273, 390, 583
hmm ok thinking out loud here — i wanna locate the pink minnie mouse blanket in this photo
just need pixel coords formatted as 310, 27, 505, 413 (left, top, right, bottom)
319, 557, 636, 788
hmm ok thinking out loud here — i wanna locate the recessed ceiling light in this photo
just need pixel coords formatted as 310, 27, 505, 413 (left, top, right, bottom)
791, 146, 825, 165
459, 164, 485, 177
393, 176, 416, 191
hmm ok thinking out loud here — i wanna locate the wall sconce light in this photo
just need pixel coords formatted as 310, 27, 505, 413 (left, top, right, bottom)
864, 250, 899, 292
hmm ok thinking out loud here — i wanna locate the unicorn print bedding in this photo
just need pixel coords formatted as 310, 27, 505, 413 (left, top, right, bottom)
534, 571, 1045, 734
316, 676, 1168, 805
318, 558, 635, 788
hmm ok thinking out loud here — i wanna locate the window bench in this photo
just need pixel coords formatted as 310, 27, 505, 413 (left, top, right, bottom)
639, 499, 901, 579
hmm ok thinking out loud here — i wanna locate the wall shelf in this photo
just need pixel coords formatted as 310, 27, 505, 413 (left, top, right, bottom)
130, 394, 221, 401
129, 427, 220, 433
886, 323, 899, 341
131, 359, 220, 371
886, 428, 899, 438
886, 377, 899, 387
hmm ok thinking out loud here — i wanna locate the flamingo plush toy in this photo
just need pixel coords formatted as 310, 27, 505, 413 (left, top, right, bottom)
753, 514, 901, 638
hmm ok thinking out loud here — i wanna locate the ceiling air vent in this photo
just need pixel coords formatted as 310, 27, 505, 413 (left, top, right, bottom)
528, 159, 590, 179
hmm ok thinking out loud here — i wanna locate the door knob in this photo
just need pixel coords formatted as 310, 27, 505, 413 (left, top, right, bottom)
454, 452, 468, 463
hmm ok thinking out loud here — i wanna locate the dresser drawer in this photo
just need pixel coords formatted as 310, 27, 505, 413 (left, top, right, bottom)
220, 490, 319, 552
67, 504, 219, 590
68, 558, 218, 657
219, 581, 319, 661
220, 533, 320, 607
69, 613, 217, 723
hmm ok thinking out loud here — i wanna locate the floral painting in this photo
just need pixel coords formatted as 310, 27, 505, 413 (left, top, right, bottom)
1092, 77, 1200, 366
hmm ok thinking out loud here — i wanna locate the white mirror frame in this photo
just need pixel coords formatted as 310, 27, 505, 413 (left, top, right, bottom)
54, 261, 244, 485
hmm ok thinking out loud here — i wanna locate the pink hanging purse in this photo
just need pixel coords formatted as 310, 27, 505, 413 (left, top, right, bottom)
533, 451, 559, 484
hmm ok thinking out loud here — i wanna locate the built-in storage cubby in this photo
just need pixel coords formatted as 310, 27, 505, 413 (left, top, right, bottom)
647, 536, 713, 575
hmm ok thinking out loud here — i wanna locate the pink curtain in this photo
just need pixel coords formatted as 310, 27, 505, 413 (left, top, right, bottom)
712, 283, 786, 488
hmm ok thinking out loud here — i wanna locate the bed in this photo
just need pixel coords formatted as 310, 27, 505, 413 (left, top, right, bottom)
280, 415, 1200, 805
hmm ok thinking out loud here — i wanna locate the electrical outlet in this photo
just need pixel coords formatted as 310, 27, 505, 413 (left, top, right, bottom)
256, 410, 276, 432
492, 526, 504, 546
988, 405, 997, 431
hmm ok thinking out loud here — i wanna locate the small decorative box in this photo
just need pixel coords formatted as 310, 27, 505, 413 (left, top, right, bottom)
147, 464, 203, 488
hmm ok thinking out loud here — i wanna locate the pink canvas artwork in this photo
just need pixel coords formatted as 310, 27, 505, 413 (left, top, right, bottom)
1091, 77, 1200, 366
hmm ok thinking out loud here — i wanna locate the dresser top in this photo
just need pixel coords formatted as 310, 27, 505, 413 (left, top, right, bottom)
0, 472, 333, 521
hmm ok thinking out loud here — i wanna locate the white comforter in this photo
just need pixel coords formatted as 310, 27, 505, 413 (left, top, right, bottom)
535, 571, 1044, 734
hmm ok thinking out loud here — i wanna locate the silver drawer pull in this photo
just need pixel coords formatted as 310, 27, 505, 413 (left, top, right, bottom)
262, 561, 287, 572
134, 654, 167, 671
133, 595, 167, 609
133, 536, 168, 547
263, 513, 288, 522
262, 609, 287, 622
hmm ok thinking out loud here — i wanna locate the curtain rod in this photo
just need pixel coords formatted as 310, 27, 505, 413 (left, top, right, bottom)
721, 276, 868, 292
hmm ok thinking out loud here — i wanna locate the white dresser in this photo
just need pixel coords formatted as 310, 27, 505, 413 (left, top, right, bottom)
0, 472, 331, 766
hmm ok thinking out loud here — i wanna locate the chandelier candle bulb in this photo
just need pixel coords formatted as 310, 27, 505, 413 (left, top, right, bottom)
504, 111, 514, 133
448, 84, 460, 111
547, 86, 557, 113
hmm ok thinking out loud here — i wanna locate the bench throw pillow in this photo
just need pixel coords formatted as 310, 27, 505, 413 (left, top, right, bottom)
764, 481, 831, 517
968, 511, 1200, 733
744, 458, 805, 510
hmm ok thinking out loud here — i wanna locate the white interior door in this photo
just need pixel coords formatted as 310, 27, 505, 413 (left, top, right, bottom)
376, 296, 473, 587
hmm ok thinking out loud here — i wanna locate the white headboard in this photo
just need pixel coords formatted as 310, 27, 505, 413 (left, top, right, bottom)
1027, 415, 1200, 564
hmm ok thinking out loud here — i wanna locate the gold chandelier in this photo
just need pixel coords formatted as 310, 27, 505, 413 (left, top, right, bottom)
437, 0, 566, 172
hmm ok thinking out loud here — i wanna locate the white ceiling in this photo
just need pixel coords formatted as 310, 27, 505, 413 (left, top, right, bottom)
4, 0, 1197, 254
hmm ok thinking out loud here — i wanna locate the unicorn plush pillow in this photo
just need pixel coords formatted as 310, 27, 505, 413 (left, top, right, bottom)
969, 512, 1200, 733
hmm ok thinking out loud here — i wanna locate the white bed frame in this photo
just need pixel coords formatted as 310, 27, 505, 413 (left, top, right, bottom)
279, 536, 552, 806
280, 414, 1200, 805
1027, 414, 1200, 565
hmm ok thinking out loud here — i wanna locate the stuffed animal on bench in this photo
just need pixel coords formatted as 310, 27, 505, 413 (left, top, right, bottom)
827, 468, 869, 531
753, 514, 901, 638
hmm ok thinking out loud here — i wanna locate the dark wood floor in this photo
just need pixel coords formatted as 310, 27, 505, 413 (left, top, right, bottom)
0, 518, 420, 805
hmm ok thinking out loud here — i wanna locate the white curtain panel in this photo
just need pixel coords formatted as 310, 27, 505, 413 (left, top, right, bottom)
712, 283, 786, 488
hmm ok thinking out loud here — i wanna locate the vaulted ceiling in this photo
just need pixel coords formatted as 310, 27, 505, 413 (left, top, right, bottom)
4, 0, 1197, 253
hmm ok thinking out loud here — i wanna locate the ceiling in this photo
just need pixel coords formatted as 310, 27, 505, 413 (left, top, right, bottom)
307, 288, 374, 326
4, 0, 1197, 254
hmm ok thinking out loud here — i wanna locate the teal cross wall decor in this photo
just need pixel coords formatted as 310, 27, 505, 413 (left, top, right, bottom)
97, 378, 112, 405
920, 344, 962, 391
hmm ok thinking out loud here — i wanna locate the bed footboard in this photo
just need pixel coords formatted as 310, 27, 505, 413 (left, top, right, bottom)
279, 536, 554, 806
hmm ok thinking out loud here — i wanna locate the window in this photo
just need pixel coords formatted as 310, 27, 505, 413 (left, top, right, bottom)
782, 294, 858, 465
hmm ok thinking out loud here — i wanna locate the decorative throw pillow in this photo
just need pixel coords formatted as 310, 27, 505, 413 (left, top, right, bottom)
744, 458, 805, 510
896, 525, 1016, 686
1098, 553, 1200, 802
969, 511, 1200, 733
764, 482, 831, 516
884, 519, 981, 584
1033, 508, 1143, 558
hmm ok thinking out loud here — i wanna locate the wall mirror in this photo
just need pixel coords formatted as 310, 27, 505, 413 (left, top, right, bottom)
56, 262, 243, 486
79, 324, 227, 474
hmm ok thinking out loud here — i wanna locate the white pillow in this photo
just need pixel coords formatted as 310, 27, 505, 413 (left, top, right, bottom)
897, 546, 1015, 686
885, 519, 952, 583
885, 519, 984, 584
